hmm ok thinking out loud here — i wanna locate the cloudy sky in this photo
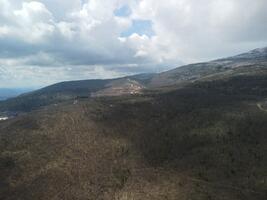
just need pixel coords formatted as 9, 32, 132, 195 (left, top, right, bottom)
0, 0, 267, 88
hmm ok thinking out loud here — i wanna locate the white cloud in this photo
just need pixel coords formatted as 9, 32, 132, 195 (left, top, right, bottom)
0, 0, 267, 87
0, 1, 55, 43
130, 0, 267, 62
0, 64, 129, 88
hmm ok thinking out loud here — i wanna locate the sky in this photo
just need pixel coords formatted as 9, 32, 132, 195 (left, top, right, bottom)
0, 0, 267, 88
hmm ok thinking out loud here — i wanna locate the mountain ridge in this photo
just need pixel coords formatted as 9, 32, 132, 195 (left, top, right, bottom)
0, 47, 266, 112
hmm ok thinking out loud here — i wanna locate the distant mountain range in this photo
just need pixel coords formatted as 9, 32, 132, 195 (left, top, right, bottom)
0, 47, 266, 112
0, 88, 33, 101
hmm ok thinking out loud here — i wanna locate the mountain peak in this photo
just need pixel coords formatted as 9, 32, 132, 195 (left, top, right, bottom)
231, 46, 267, 60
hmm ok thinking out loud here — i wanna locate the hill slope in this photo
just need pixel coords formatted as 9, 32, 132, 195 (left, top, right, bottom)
1, 73, 267, 199
0, 74, 155, 112
149, 47, 267, 88
0, 47, 267, 199
0, 88, 32, 101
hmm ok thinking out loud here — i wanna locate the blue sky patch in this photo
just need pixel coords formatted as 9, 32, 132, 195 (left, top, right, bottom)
114, 5, 131, 17
121, 20, 155, 37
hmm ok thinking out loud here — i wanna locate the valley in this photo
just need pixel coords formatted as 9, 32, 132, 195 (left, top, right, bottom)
0, 47, 267, 199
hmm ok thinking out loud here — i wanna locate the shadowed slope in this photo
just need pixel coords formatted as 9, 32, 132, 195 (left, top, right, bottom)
1, 73, 267, 199
0, 47, 267, 199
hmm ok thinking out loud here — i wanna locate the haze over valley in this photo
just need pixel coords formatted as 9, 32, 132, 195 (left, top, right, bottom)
0, 88, 33, 101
